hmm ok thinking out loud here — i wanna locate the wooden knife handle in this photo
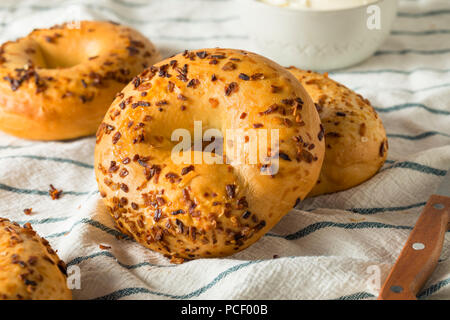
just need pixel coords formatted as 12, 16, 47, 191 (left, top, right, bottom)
378, 194, 450, 300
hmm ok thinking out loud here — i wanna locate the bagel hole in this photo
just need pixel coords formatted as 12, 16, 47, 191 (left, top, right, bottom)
32, 40, 94, 69
189, 137, 223, 156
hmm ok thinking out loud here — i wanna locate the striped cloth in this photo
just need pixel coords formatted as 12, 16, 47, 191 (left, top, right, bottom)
0, 0, 449, 300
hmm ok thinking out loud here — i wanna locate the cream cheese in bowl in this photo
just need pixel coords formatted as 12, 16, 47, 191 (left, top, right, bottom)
259, 0, 379, 11
240, 0, 398, 70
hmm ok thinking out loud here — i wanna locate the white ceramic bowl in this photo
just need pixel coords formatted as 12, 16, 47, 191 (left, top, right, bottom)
239, 0, 398, 70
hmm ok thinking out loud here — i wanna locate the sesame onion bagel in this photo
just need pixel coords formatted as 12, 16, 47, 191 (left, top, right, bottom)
0, 20, 161, 140
95, 48, 325, 260
287, 67, 388, 197
0, 218, 71, 300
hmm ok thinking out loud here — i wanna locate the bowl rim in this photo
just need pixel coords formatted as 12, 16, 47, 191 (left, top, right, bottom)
244, 0, 391, 14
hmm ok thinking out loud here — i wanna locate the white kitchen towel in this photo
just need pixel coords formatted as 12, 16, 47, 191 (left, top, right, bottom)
0, 0, 449, 300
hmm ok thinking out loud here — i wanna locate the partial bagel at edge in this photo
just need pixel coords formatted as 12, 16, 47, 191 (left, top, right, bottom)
0, 218, 72, 300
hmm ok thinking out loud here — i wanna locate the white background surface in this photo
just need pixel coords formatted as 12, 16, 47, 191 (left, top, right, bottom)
0, 0, 449, 299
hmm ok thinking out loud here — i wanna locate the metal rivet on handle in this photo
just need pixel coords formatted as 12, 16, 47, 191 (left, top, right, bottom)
390, 285, 403, 293
433, 203, 445, 210
412, 242, 425, 250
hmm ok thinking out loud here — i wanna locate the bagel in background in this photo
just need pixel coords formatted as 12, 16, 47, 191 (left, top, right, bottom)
288, 67, 388, 197
0, 218, 72, 300
0, 20, 161, 140
95, 48, 325, 260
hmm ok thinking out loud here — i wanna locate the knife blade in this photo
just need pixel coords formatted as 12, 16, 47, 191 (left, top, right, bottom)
378, 168, 450, 300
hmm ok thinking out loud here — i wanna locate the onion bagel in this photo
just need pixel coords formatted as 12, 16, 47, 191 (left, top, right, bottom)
0, 218, 71, 300
287, 67, 388, 197
95, 48, 325, 260
0, 20, 161, 140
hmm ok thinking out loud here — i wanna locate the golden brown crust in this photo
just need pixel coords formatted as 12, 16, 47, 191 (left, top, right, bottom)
0, 20, 161, 140
287, 67, 388, 197
95, 49, 325, 260
0, 218, 72, 300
